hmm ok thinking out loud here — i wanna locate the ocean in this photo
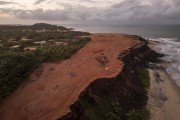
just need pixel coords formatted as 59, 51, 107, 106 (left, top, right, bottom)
63, 24, 180, 86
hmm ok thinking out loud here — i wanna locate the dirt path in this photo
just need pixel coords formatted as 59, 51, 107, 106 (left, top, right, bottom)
0, 33, 142, 120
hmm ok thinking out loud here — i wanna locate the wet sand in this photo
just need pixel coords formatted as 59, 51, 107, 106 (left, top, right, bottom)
148, 67, 180, 120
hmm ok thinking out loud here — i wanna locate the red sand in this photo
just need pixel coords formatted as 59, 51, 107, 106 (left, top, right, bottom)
0, 33, 142, 120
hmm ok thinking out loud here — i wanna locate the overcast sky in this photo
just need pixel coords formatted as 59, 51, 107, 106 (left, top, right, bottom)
0, 0, 180, 24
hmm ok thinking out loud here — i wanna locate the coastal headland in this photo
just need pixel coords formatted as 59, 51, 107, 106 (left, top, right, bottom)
0, 33, 160, 120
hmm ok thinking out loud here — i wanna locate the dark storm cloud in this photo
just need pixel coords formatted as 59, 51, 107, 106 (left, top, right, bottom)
0, 1, 15, 5
104, 0, 180, 23
1, 0, 180, 24
16, 9, 69, 21
0, 4, 95, 21
34, 0, 47, 5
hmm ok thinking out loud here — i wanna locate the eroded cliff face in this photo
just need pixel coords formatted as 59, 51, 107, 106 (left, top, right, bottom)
59, 37, 161, 120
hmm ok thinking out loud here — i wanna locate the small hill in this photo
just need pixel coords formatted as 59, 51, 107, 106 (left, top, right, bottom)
31, 23, 67, 30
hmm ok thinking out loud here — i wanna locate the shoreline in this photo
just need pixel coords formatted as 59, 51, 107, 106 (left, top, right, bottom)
147, 59, 180, 120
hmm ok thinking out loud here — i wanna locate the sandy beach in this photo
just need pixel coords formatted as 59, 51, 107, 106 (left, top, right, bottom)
147, 64, 180, 120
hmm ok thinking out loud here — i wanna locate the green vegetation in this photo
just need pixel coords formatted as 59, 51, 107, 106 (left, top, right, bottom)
0, 51, 40, 98
0, 23, 91, 99
105, 112, 121, 120
81, 100, 104, 120
82, 99, 150, 120
105, 102, 122, 120
78, 68, 151, 120
127, 109, 150, 120
36, 37, 91, 62
132, 68, 150, 120
137, 68, 150, 89
105, 102, 150, 120
0, 23, 90, 42
104, 68, 151, 120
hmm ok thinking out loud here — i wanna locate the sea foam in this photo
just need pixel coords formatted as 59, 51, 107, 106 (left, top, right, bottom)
148, 37, 180, 86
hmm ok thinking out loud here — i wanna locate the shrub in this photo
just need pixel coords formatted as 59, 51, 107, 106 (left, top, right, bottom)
127, 109, 150, 120
105, 102, 122, 120
0, 37, 90, 98
137, 68, 150, 89
105, 112, 121, 120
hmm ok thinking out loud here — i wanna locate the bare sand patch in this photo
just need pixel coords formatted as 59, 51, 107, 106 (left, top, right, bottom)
148, 68, 180, 120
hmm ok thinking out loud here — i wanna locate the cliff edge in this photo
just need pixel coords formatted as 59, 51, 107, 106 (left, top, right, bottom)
0, 33, 160, 120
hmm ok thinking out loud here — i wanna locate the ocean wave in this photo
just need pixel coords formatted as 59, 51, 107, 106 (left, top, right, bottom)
149, 37, 180, 86
148, 37, 178, 43
159, 38, 178, 41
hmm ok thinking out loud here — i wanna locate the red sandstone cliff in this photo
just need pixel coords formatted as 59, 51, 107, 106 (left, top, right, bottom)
0, 34, 160, 120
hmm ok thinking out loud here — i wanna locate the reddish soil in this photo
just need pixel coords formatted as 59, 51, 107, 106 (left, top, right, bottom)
0, 33, 142, 120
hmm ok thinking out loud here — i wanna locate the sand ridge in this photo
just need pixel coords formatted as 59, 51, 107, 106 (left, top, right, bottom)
0, 33, 142, 120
